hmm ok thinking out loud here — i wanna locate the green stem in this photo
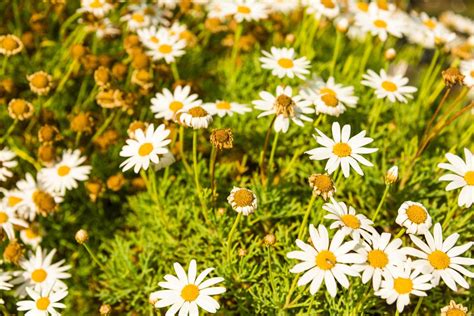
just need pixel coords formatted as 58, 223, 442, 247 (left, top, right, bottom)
267, 132, 280, 180
91, 111, 116, 142
0, 120, 17, 144
394, 228, 406, 239
1, 56, 8, 76
259, 116, 276, 183
179, 125, 193, 174
193, 130, 208, 215
83, 244, 105, 270
330, 31, 342, 77
209, 147, 218, 199
74, 132, 82, 148
230, 24, 243, 67
226, 213, 242, 262
171, 62, 180, 81
371, 184, 390, 222
412, 297, 423, 316
297, 194, 317, 240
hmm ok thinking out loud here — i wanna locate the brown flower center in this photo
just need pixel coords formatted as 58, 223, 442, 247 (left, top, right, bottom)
9, 99, 29, 115
406, 205, 427, 224
367, 249, 388, 268
32, 190, 57, 214
274, 94, 295, 117
233, 189, 254, 207
188, 106, 208, 118
309, 174, 334, 192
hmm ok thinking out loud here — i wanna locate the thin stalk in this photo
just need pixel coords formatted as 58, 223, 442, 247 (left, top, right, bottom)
297, 194, 317, 240
371, 184, 390, 222
394, 228, 406, 239
74, 132, 82, 148
193, 130, 208, 215
91, 111, 116, 142
330, 31, 343, 77
171, 62, 180, 82
267, 132, 280, 180
358, 35, 373, 77
283, 276, 299, 309
369, 98, 383, 136
209, 147, 218, 199
1, 56, 8, 76
420, 87, 452, 146
179, 125, 193, 174
0, 120, 17, 144
230, 23, 243, 67
226, 213, 242, 262
259, 116, 277, 183
83, 244, 105, 270
412, 297, 423, 316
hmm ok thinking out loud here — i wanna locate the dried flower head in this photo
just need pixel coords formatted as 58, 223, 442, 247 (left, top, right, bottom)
132, 51, 150, 69
96, 87, 122, 108
227, 187, 257, 216
27, 71, 53, 95
8, 98, 34, 120
274, 93, 296, 117
440, 300, 469, 316
38, 144, 56, 166
71, 112, 94, 134
85, 179, 103, 202
308, 174, 335, 200
442, 67, 465, 87
0, 34, 24, 56
94, 66, 111, 87
107, 173, 125, 191
38, 124, 61, 143
75, 229, 89, 244
210, 128, 234, 150
131, 69, 153, 91
99, 304, 112, 315
263, 233, 276, 246
32, 190, 58, 215
3, 239, 23, 264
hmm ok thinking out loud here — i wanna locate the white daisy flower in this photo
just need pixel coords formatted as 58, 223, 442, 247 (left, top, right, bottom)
263, 0, 299, 14
406, 223, 474, 292
0, 202, 28, 240
16, 285, 68, 315
222, 0, 268, 23
178, 104, 214, 129
203, 100, 251, 118
301, 76, 359, 117
361, 69, 417, 103
352, 231, 408, 290
13, 247, 71, 296
460, 59, 474, 87
253, 86, 314, 133
287, 224, 364, 297
375, 259, 433, 313
149, 259, 226, 315
206, 0, 231, 20
440, 300, 470, 316
305, 122, 378, 178
137, 26, 161, 50
304, 0, 340, 20
20, 226, 43, 249
259, 47, 310, 80
121, 3, 169, 31
154, 152, 176, 172
355, 5, 403, 41
151, 85, 202, 121
396, 201, 432, 235
0, 270, 12, 290
38, 149, 92, 196
0, 147, 17, 182
323, 198, 376, 241
438, 148, 474, 208
120, 124, 171, 173
146, 31, 186, 64
227, 187, 257, 216
78, 0, 113, 18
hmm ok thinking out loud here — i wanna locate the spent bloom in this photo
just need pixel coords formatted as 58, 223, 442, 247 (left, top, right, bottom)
227, 187, 257, 216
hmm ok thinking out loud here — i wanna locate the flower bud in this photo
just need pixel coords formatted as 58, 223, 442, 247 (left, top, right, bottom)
385, 166, 398, 184
75, 229, 89, 244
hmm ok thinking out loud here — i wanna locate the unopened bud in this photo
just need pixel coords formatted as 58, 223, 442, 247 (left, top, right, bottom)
263, 233, 276, 246
384, 48, 396, 61
385, 166, 398, 184
75, 229, 89, 244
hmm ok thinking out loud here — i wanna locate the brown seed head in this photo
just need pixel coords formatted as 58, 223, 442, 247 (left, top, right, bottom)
210, 128, 233, 150
3, 240, 23, 264
75, 229, 89, 244
274, 94, 295, 117
442, 67, 465, 87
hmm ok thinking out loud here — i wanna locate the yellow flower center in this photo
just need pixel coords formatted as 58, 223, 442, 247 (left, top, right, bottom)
2, 37, 19, 50
132, 13, 144, 23
315, 250, 337, 270
181, 284, 199, 301
428, 250, 450, 270
158, 44, 172, 54
367, 249, 388, 268
446, 308, 467, 316
237, 5, 251, 14
341, 214, 360, 229
90, 0, 103, 8
406, 205, 427, 224
138, 143, 154, 156
321, 94, 339, 107
8, 195, 23, 207
31, 268, 48, 283
464, 171, 474, 185
25, 228, 39, 239
216, 101, 231, 110
381, 80, 397, 92
57, 165, 71, 177
36, 297, 50, 311
150, 36, 159, 43
277, 58, 294, 69
233, 189, 254, 207
169, 101, 184, 112
9, 99, 29, 115
373, 19, 388, 29
309, 174, 334, 193
320, 87, 336, 96
30, 73, 49, 88
33, 190, 57, 213
423, 19, 436, 30
0, 212, 9, 224
356, 2, 369, 12
470, 70, 474, 78
188, 106, 208, 118
332, 142, 352, 157
393, 277, 413, 294
321, 0, 336, 9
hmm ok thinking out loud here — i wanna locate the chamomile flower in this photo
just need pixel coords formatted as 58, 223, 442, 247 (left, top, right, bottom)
223, 0, 268, 23
0, 271, 12, 290
440, 300, 469, 316
406, 223, 474, 291
460, 59, 474, 87
149, 259, 226, 315
259, 47, 310, 80
146, 32, 186, 63
438, 148, 474, 208
263, 0, 299, 14
227, 187, 257, 216
0, 147, 17, 182
13, 247, 71, 296
355, 5, 403, 41
305, 122, 378, 178
79, 0, 113, 18
178, 105, 214, 129
352, 231, 408, 290
151, 85, 202, 121
20, 226, 43, 249
120, 124, 171, 173
203, 100, 251, 117
16, 285, 68, 315
361, 69, 417, 103
287, 224, 364, 297
253, 86, 314, 133
154, 152, 176, 172
375, 259, 433, 313
396, 201, 432, 235
0, 203, 28, 240
138, 26, 161, 50
323, 198, 376, 241
305, 0, 340, 20
121, 3, 169, 31
301, 76, 358, 117
38, 149, 92, 196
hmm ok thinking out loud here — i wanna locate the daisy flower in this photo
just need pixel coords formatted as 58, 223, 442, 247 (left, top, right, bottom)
137, 26, 161, 50
263, 0, 299, 14
406, 223, 474, 291
151, 85, 202, 121
305, 122, 378, 178
361, 69, 417, 103
440, 300, 469, 316
16, 285, 68, 315
0, 202, 28, 240
304, 0, 340, 20
308, 173, 336, 201
253, 86, 314, 133
323, 198, 376, 241
438, 148, 474, 208
203, 100, 251, 118
223, 0, 268, 23
352, 231, 408, 290
149, 259, 226, 315
78, 0, 113, 18
259, 47, 310, 80
178, 104, 214, 129
38, 149, 92, 196
0, 270, 12, 290
375, 259, 433, 313
0, 147, 17, 182
287, 224, 364, 297
154, 152, 176, 172
13, 247, 71, 296
146, 31, 186, 64
355, 5, 403, 41
120, 124, 171, 173
227, 187, 257, 216
301, 76, 358, 117
20, 226, 43, 249
460, 59, 474, 87
396, 201, 432, 235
